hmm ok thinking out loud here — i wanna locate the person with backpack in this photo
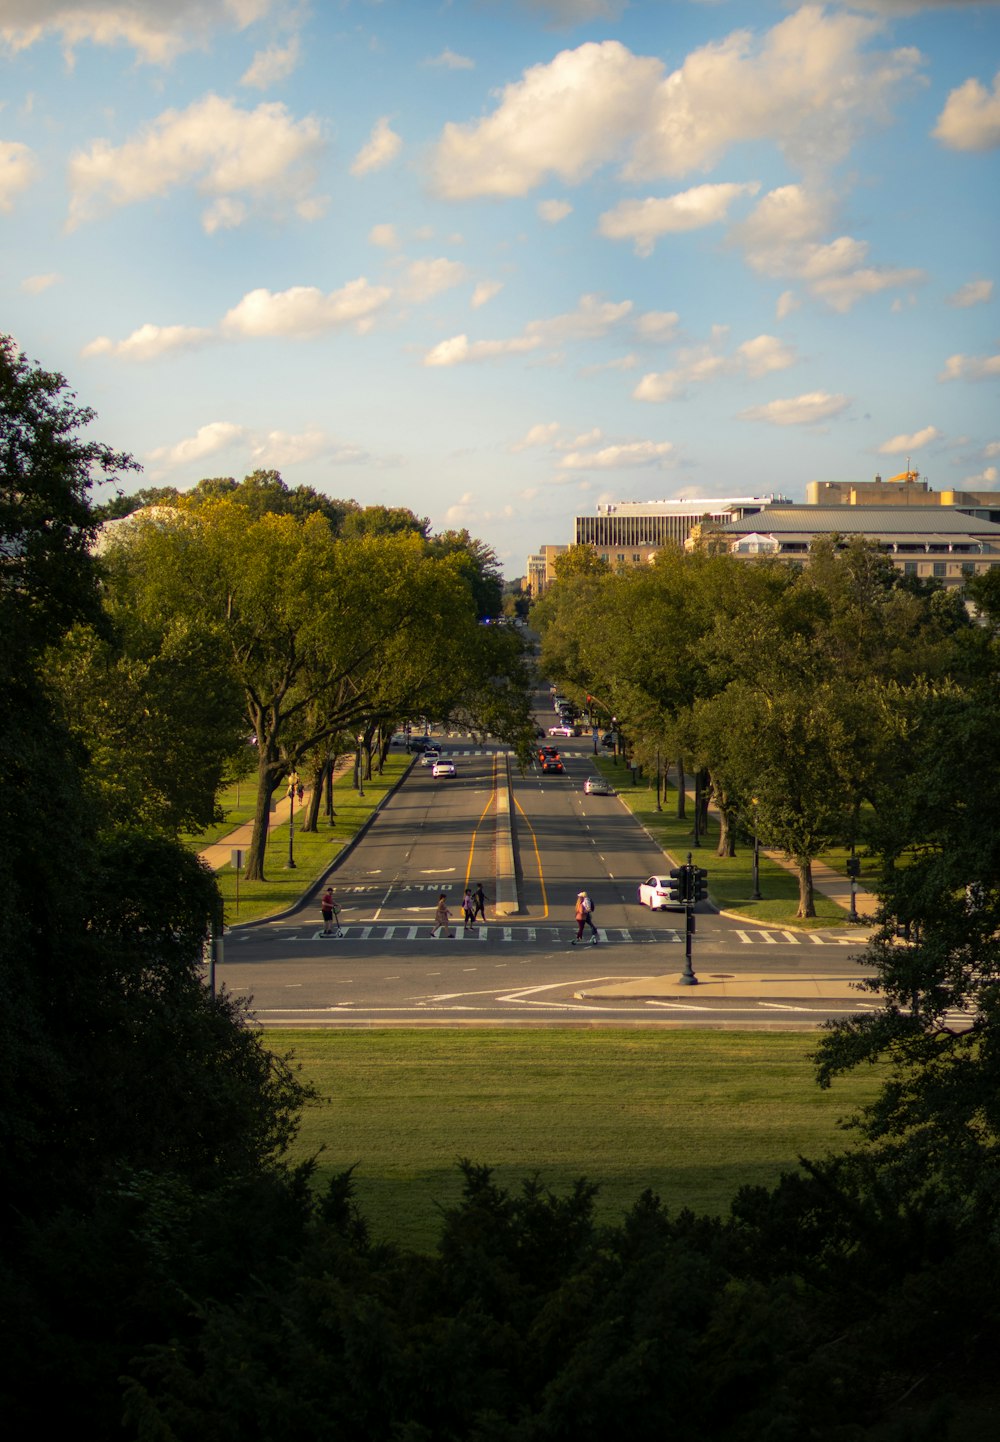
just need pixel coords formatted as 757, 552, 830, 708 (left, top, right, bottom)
571, 890, 598, 945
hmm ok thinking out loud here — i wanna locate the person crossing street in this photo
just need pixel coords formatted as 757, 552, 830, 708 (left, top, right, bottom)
571, 890, 598, 945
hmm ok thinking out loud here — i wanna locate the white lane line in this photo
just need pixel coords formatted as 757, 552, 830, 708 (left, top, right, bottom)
758, 1002, 820, 1012
781, 930, 800, 943
646, 1000, 719, 1012
736, 930, 753, 944
407, 926, 418, 939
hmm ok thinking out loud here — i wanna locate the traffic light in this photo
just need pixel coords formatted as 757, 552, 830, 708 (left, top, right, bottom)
690, 867, 709, 903
666, 867, 688, 903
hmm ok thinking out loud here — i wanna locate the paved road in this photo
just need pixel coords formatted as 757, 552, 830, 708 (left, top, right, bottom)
218, 705, 874, 1029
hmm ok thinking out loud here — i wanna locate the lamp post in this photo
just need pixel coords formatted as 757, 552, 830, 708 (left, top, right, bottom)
357, 734, 365, 798
750, 796, 761, 900
286, 771, 299, 869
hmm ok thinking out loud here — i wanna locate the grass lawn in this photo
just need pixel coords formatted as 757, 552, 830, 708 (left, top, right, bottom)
273, 1028, 878, 1253
180, 776, 258, 851
211, 755, 412, 925
596, 757, 849, 929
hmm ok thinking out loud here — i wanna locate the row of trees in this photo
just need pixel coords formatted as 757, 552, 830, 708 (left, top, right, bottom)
54, 469, 532, 880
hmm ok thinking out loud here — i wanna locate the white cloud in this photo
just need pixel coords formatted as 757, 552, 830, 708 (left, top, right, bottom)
634, 310, 679, 344
877, 425, 941, 454
557, 440, 675, 470
401, 257, 468, 303
0, 0, 274, 66
939, 351, 1000, 382
538, 198, 572, 223
350, 115, 402, 176
202, 196, 248, 233
739, 391, 851, 427
67, 93, 325, 232
934, 70, 1000, 151
471, 279, 503, 308
528, 292, 632, 342
969, 466, 1000, 484
369, 222, 399, 248
985, 442, 1000, 459
947, 278, 994, 308
431, 13, 921, 199
599, 181, 759, 256
425, 48, 474, 70
82, 322, 213, 361
776, 290, 800, 320
0, 139, 38, 209
431, 41, 662, 198
241, 36, 300, 89
445, 491, 476, 524
148, 421, 245, 468
250, 429, 357, 468
222, 280, 392, 338
511, 422, 562, 451
21, 272, 61, 294
423, 333, 544, 367
730, 184, 925, 312
634, 331, 796, 401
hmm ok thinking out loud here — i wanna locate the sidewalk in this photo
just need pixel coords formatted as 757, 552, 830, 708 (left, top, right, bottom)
197, 754, 356, 871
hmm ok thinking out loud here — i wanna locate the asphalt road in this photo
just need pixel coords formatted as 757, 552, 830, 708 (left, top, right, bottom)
218, 700, 874, 1030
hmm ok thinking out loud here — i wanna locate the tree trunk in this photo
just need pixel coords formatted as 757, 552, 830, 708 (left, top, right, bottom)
796, 858, 816, 918
245, 750, 283, 882
676, 757, 686, 819
698, 770, 710, 836
299, 759, 325, 833
715, 790, 736, 858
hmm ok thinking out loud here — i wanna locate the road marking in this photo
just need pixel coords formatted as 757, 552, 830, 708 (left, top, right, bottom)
646, 1000, 718, 1012
465, 759, 497, 890
758, 1002, 819, 1012
513, 796, 549, 918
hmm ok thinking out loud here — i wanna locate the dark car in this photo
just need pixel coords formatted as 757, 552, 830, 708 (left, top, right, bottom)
541, 758, 565, 774
409, 735, 435, 752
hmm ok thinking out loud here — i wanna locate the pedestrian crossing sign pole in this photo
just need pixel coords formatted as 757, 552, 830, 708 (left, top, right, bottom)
231, 848, 243, 917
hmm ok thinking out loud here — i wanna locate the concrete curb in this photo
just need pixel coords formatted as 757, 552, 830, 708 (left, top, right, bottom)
494, 751, 520, 917
227, 754, 418, 931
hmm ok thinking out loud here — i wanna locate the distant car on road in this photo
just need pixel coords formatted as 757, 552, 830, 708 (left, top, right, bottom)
583, 776, 615, 795
432, 759, 456, 778
541, 757, 565, 774
548, 724, 575, 737
638, 875, 684, 911
420, 749, 441, 767
409, 735, 435, 752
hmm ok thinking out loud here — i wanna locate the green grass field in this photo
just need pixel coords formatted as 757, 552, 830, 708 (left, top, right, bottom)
272, 1028, 879, 1252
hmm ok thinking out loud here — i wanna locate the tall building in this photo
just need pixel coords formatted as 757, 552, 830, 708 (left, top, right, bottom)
807, 473, 1000, 523
573, 496, 788, 562
525, 543, 568, 597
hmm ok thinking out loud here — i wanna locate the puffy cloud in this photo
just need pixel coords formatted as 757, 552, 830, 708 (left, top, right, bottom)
21, 272, 61, 294
557, 440, 675, 470
350, 116, 402, 177
511, 422, 562, 451
948, 278, 994, 308
425, 49, 474, 70
423, 333, 543, 366
730, 183, 925, 312
222, 280, 392, 338
431, 13, 921, 199
241, 36, 300, 89
538, 198, 572, 223
430, 41, 662, 198
633, 310, 679, 344
599, 181, 759, 256
934, 70, 1000, 151
528, 292, 632, 342
776, 290, 800, 320
67, 93, 325, 232
401, 257, 468, 303
202, 196, 248, 233
634, 331, 796, 401
82, 322, 213, 361
877, 426, 941, 454
939, 351, 1000, 382
471, 279, 503, 308
369, 222, 399, 248
250, 429, 362, 468
0, 0, 273, 66
148, 421, 245, 468
0, 140, 38, 209
739, 391, 851, 426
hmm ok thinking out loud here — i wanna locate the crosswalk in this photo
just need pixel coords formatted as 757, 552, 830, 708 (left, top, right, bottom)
231, 924, 865, 947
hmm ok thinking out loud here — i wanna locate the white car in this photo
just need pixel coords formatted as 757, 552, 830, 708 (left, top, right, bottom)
548, 724, 575, 737
420, 749, 441, 767
638, 875, 684, 910
583, 776, 615, 796
432, 759, 456, 778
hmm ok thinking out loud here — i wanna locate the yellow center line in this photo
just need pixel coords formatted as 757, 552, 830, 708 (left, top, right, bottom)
464, 752, 498, 892
514, 795, 548, 919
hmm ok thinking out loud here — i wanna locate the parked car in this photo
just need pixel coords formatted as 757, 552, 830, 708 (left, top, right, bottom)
638, 875, 684, 911
541, 757, 565, 774
432, 759, 456, 778
583, 776, 615, 796
548, 724, 575, 737
409, 735, 435, 751
420, 749, 442, 767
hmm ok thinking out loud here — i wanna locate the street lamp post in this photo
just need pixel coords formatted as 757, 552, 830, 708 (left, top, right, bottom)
357, 734, 365, 798
751, 796, 761, 900
286, 771, 298, 869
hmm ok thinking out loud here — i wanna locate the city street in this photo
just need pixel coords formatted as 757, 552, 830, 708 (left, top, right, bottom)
218, 704, 877, 1029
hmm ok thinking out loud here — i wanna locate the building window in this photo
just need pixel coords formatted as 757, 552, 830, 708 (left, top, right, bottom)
933, 562, 946, 578
903, 561, 917, 576
632, 553, 641, 564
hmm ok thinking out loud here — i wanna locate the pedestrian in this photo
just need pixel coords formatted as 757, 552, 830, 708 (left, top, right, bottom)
571, 890, 599, 946
433, 892, 453, 939
462, 887, 475, 930
320, 885, 341, 937
472, 882, 488, 925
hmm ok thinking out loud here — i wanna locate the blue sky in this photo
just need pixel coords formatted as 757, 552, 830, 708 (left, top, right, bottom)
3, 0, 999, 577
